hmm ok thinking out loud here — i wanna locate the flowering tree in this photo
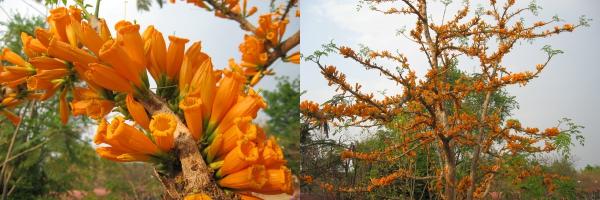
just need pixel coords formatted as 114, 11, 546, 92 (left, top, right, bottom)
301, 0, 586, 199
0, 0, 299, 199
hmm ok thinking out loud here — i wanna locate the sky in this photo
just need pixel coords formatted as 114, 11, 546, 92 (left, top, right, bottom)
301, 0, 600, 168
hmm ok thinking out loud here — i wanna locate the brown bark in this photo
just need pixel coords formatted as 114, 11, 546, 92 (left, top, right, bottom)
140, 93, 238, 199
441, 140, 457, 200
433, 103, 456, 200
466, 91, 493, 200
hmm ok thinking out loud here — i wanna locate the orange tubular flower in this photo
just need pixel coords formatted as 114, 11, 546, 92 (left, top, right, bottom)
218, 140, 259, 176
86, 63, 133, 93
115, 21, 146, 72
48, 7, 70, 43
149, 113, 176, 152
208, 70, 245, 131
179, 41, 202, 92
218, 117, 257, 158
2, 48, 29, 67
27, 76, 54, 91
205, 133, 223, 163
65, 13, 81, 47
106, 117, 160, 155
35, 28, 53, 47
218, 165, 267, 190
78, 21, 104, 55
0, 71, 21, 82
59, 89, 69, 125
184, 193, 213, 200
147, 27, 168, 79
178, 96, 203, 140
94, 119, 108, 145
47, 38, 97, 65
247, 7, 258, 17
253, 166, 294, 195
95, 146, 125, 162
98, 40, 142, 86
256, 14, 288, 45
285, 52, 300, 64
72, 87, 100, 100
126, 94, 150, 129
116, 153, 151, 162
239, 35, 268, 68
98, 19, 112, 41
215, 90, 266, 134
28, 57, 66, 70
261, 137, 285, 168
71, 99, 114, 119
4, 66, 34, 77
37, 83, 61, 101
21, 33, 47, 57
1, 109, 21, 126
166, 35, 189, 80
35, 69, 69, 81
189, 58, 216, 121
97, 148, 150, 162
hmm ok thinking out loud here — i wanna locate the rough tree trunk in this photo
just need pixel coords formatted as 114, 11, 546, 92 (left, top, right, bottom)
140, 93, 238, 199
441, 140, 457, 200
466, 91, 493, 200
435, 105, 456, 200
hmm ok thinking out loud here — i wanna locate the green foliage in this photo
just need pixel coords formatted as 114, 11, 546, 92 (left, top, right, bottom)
553, 118, 585, 159
0, 14, 44, 58
136, 0, 165, 12
262, 77, 300, 173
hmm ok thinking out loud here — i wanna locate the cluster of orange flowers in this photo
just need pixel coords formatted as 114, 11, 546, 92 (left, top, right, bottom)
340, 150, 378, 161
173, 0, 299, 86
238, 13, 296, 85
1, 4, 294, 199
369, 170, 412, 189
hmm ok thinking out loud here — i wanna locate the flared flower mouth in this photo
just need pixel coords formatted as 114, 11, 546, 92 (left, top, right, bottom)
106, 117, 125, 141
150, 113, 177, 152
105, 117, 160, 155
238, 140, 259, 162
248, 165, 268, 189
179, 96, 202, 110
217, 140, 260, 177
151, 114, 177, 135
217, 164, 267, 190
255, 166, 294, 195
262, 137, 285, 167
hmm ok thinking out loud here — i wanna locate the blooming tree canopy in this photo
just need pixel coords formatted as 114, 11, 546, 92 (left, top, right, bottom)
301, 0, 586, 199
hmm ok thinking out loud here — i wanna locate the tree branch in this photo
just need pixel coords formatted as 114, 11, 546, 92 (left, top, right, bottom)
139, 93, 236, 199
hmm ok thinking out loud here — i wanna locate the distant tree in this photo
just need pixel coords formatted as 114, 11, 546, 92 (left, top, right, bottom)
262, 77, 300, 173
301, 1, 588, 199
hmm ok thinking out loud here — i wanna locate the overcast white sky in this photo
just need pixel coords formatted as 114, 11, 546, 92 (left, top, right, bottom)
301, 0, 600, 168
